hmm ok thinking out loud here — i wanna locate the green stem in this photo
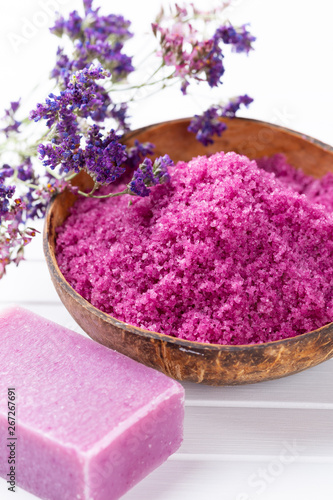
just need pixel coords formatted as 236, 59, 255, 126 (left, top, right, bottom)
11, 169, 39, 191
135, 62, 166, 88
107, 63, 168, 93
106, 75, 170, 93
134, 48, 157, 67
64, 172, 79, 182
77, 188, 130, 199
20, 116, 31, 126
85, 183, 99, 197
17, 179, 40, 190
45, 166, 62, 180
134, 77, 180, 102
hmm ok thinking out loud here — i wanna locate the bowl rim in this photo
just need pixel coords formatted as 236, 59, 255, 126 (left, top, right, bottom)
124, 116, 333, 155
44, 116, 333, 352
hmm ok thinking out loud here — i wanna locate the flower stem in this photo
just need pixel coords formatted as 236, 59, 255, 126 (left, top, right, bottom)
106, 63, 168, 93
45, 166, 62, 180
17, 179, 40, 190
77, 188, 130, 199
64, 172, 79, 182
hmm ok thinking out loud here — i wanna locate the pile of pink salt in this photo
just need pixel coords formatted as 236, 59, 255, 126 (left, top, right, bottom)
56, 151, 333, 345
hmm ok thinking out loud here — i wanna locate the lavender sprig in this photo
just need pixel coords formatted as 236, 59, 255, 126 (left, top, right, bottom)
0, 0, 255, 278
189, 95, 254, 145
50, 3, 133, 86
31, 67, 128, 184
1, 101, 21, 138
0, 178, 15, 218
153, 4, 255, 95
128, 155, 173, 197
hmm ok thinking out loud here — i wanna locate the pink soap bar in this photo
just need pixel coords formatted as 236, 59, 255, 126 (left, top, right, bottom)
0, 306, 184, 500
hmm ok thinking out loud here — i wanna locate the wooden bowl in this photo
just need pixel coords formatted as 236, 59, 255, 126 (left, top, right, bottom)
43, 117, 333, 385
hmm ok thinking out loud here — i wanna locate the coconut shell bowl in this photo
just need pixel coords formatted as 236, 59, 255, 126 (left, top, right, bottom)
44, 117, 333, 386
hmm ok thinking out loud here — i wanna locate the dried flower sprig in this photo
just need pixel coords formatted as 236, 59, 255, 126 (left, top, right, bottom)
1, 101, 21, 138
0, 0, 255, 277
153, 3, 255, 96
128, 155, 173, 197
188, 95, 254, 145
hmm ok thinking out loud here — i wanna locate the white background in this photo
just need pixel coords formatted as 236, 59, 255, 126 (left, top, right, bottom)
1, 1, 333, 499
0, 0, 333, 142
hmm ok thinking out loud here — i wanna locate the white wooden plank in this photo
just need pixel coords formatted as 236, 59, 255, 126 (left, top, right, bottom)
180, 407, 333, 457
2, 458, 332, 500
122, 459, 333, 500
183, 358, 333, 407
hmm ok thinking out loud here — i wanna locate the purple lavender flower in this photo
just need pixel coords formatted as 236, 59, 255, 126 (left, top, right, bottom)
151, 154, 172, 184
22, 189, 48, 220
31, 64, 134, 177
50, 10, 83, 39
35, 99, 83, 173
83, 9, 132, 44
110, 102, 130, 133
0, 165, 14, 178
83, 0, 93, 14
50, 47, 73, 88
128, 168, 151, 197
203, 47, 225, 88
50, 5, 132, 43
0, 159, 46, 228
153, 6, 254, 94
31, 66, 114, 173
85, 125, 127, 184
21, 178, 76, 223
17, 158, 35, 182
177, 37, 225, 92
126, 140, 155, 170
37, 134, 84, 174
49, 0, 133, 88
188, 95, 253, 145
30, 67, 132, 178
0, 178, 16, 219
1, 100, 21, 138
180, 80, 190, 95
7, 101, 20, 114
73, 40, 134, 80
188, 106, 227, 146
87, 84, 112, 122
128, 155, 173, 197
0, 194, 40, 278
216, 24, 256, 54
220, 94, 254, 118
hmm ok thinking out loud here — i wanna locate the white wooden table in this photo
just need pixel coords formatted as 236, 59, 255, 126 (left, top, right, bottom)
0, 221, 333, 500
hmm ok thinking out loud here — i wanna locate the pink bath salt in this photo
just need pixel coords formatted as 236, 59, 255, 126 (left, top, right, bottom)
257, 153, 333, 212
56, 151, 333, 345
0, 306, 184, 500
